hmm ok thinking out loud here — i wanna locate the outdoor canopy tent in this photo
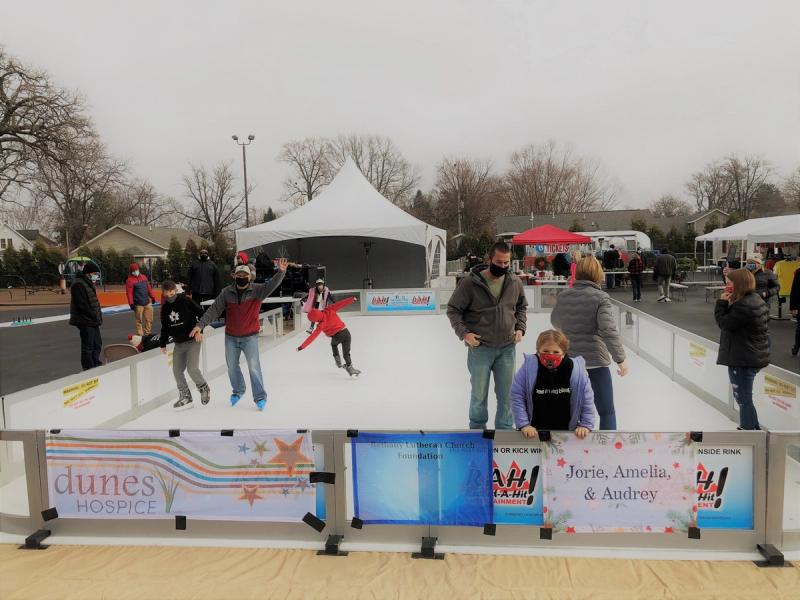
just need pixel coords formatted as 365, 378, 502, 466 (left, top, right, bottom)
235, 159, 447, 289
696, 214, 800, 243
511, 224, 591, 246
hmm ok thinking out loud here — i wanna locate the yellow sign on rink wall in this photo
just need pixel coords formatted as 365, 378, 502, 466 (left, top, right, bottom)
63, 377, 99, 409
763, 374, 796, 414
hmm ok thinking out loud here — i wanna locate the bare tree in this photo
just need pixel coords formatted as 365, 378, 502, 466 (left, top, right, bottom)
31, 136, 127, 248
649, 194, 693, 218
179, 162, 245, 239
686, 161, 735, 213
783, 166, 800, 212
326, 135, 420, 206
0, 47, 92, 202
278, 137, 331, 207
124, 179, 180, 227
501, 141, 616, 216
433, 158, 500, 237
722, 154, 772, 218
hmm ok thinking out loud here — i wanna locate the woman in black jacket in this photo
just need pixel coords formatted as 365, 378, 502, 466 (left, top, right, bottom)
69, 262, 104, 370
715, 268, 770, 430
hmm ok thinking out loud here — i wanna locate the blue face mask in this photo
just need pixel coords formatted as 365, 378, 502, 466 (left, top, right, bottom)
89, 274, 100, 283
745, 263, 758, 272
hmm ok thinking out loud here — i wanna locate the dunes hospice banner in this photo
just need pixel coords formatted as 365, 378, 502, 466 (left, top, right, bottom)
542, 432, 697, 533
46, 430, 316, 521
351, 432, 493, 526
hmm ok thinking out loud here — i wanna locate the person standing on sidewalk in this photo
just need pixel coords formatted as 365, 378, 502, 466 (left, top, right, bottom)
187, 248, 221, 308
158, 280, 210, 411
126, 262, 157, 335
653, 248, 678, 302
69, 262, 103, 370
190, 259, 288, 411
627, 251, 644, 302
447, 241, 528, 430
603, 244, 620, 289
715, 268, 769, 430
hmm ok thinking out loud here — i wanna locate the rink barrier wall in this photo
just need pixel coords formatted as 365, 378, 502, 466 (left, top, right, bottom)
0, 307, 291, 431
2, 428, 799, 554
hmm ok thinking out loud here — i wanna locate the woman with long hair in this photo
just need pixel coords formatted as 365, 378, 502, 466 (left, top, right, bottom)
551, 256, 629, 429
715, 268, 770, 430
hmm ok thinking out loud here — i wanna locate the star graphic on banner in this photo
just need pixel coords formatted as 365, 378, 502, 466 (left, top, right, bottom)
556, 458, 567, 468
253, 440, 269, 457
672, 462, 681, 469
295, 478, 309, 492
267, 437, 312, 475
249, 458, 260, 467
282, 488, 291, 496
238, 443, 250, 454
239, 486, 264, 507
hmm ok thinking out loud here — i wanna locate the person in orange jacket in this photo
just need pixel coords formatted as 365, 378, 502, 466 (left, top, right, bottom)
296, 296, 360, 376
126, 262, 157, 335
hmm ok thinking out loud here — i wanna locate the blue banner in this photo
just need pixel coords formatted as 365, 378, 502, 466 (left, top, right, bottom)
351, 432, 493, 526
696, 445, 754, 530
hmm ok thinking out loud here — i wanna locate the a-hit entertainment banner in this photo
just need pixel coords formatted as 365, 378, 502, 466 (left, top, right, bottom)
542, 432, 697, 533
492, 444, 544, 525
351, 432, 493, 526
365, 291, 437, 313
46, 430, 316, 521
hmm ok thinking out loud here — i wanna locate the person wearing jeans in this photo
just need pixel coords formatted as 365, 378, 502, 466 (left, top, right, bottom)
224, 334, 264, 404
192, 259, 288, 411
447, 242, 528, 430
728, 367, 760, 430
467, 344, 515, 429
715, 268, 770, 430
551, 256, 629, 430
627, 251, 644, 302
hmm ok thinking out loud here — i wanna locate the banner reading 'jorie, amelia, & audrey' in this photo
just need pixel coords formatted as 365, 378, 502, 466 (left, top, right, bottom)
542, 432, 697, 533
46, 430, 316, 521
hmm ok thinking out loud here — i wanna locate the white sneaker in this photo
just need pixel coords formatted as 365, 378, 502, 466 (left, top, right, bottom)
664, 297, 672, 302
657, 296, 665, 302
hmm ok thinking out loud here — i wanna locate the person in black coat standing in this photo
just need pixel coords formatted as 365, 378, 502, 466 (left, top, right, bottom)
69, 262, 104, 370
187, 248, 221, 308
715, 268, 770, 430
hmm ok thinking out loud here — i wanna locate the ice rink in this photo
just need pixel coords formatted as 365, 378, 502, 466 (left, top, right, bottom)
124, 312, 737, 432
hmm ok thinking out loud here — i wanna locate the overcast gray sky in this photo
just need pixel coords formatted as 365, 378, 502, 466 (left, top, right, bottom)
2, 0, 799, 214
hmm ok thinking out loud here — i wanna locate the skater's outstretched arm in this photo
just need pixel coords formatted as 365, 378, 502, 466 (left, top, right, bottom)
328, 296, 357, 312
297, 325, 324, 351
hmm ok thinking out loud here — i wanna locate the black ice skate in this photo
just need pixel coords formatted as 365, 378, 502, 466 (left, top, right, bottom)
345, 364, 361, 377
198, 383, 211, 405
173, 391, 194, 411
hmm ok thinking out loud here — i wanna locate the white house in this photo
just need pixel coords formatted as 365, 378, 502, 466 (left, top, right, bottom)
0, 223, 35, 256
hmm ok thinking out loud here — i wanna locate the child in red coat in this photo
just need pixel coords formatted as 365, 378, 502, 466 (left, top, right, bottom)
296, 296, 360, 376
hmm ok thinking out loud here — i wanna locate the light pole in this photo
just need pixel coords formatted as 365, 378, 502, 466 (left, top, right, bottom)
232, 134, 255, 227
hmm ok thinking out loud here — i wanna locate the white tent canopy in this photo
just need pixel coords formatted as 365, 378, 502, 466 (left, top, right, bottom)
696, 215, 800, 243
236, 159, 447, 288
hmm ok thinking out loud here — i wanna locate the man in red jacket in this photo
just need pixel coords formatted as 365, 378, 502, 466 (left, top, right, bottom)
126, 263, 157, 335
191, 259, 288, 411
296, 296, 360, 376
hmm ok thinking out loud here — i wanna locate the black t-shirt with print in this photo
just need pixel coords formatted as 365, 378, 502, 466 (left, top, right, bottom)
531, 356, 573, 430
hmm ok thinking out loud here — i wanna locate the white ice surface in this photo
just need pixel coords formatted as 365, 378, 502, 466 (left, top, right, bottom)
124, 313, 737, 432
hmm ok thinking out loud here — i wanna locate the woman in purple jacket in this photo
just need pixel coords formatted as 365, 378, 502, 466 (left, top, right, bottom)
510, 330, 595, 439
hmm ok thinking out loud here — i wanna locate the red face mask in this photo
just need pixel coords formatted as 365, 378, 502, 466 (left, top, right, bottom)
539, 353, 564, 369
724, 285, 734, 294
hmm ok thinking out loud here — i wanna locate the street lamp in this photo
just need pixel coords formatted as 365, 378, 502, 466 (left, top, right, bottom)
232, 134, 255, 227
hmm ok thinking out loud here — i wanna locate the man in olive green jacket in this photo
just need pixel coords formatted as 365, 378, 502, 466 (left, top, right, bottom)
447, 242, 527, 430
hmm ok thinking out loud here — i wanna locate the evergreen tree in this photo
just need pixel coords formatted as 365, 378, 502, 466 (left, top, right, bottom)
2, 245, 20, 277
168, 237, 186, 279
264, 207, 277, 222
